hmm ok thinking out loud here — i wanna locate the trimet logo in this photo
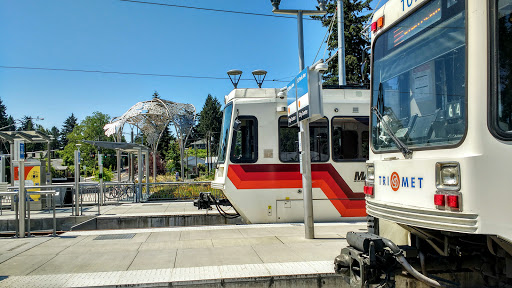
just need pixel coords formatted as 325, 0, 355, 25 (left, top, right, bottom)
378, 172, 423, 191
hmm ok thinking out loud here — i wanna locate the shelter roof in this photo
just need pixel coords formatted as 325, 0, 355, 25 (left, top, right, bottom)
0, 131, 51, 143
82, 140, 150, 153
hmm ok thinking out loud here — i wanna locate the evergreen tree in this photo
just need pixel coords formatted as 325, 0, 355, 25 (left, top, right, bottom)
49, 126, 60, 153
313, 0, 372, 85
197, 94, 222, 155
158, 125, 175, 159
60, 113, 78, 149
0, 97, 9, 130
6, 116, 14, 131
18, 116, 34, 131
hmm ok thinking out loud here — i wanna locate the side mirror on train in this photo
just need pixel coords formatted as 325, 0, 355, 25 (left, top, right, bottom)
361, 47, 369, 82
233, 117, 242, 131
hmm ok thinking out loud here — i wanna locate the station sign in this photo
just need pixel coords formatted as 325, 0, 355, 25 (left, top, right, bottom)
286, 67, 324, 127
13, 140, 25, 161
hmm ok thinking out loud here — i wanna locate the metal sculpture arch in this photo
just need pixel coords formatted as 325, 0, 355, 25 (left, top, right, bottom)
104, 97, 195, 180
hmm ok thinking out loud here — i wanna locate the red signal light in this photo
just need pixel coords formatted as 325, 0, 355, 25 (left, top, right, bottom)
447, 195, 459, 208
371, 22, 378, 32
364, 186, 374, 196
434, 194, 445, 206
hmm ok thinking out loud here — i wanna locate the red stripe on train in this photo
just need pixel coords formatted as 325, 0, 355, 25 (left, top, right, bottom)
227, 164, 366, 217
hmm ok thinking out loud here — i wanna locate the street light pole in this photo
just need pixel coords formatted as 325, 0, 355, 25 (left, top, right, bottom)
272, 1, 326, 239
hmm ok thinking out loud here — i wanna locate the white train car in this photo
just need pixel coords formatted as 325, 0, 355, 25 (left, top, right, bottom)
211, 86, 370, 224
335, 0, 512, 286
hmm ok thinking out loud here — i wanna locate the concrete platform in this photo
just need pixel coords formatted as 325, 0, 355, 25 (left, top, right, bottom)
0, 222, 367, 287
0, 202, 242, 232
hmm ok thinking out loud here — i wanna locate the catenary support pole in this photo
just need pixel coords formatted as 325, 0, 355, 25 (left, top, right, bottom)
297, 11, 314, 239
297, 11, 305, 72
338, 0, 346, 85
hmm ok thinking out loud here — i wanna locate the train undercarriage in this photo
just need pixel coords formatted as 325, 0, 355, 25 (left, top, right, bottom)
334, 218, 512, 288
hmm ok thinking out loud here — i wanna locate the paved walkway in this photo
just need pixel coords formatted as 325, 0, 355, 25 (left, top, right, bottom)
0, 222, 366, 287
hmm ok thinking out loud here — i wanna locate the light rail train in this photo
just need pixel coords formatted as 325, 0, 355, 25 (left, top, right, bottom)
335, 0, 512, 286
211, 86, 370, 224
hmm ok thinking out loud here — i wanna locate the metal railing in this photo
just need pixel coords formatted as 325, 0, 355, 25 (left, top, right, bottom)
2, 189, 58, 237
1, 181, 225, 235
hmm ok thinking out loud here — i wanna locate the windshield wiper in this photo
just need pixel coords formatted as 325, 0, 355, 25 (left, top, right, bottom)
372, 85, 412, 159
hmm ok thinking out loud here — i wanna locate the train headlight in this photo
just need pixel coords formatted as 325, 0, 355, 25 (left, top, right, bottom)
367, 165, 374, 181
366, 164, 375, 185
436, 162, 460, 191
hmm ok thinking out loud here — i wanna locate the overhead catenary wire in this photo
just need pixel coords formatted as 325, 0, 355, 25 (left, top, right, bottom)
0, 65, 290, 83
119, 0, 318, 21
312, 6, 338, 64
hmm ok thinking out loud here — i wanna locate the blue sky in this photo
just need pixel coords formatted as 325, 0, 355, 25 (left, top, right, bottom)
0, 0, 385, 132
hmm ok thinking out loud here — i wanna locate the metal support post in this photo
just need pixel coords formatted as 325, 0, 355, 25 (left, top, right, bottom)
9, 142, 14, 186
98, 153, 103, 211
14, 195, 18, 237
18, 161, 25, 238
338, 0, 346, 85
74, 149, 80, 216
300, 120, 314, 239
145, 151, 149, 198
128, 154, 132, 182
47, 140, 52, 185
116, 149, 121, 182
137, 149, 143, 202
152, 150, 157, 182
0, 155, 5, 183
180, 138, 185, 179
296, 10, 315, 239
297, 11, 305, 71
27, 197, 31, 237
52, 194, 56, 236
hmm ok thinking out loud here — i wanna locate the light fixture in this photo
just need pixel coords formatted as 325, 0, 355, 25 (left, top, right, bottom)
317, 0, 327, 11
252, 70, 267, 88
315, 62, 328, 72
227, 69, 242, 89
270, 0, 281, 11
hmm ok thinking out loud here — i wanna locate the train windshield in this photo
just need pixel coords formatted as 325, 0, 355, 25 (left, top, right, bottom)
217, 103, 233, 164
371, 0, 466, 152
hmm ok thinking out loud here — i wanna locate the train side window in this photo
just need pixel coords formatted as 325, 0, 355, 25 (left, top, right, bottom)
331, 117, 369, 161
230, 116, 258, 163
278, 116, 329, 163
279, 116, 299, 162
310, 117, 329, 162
490, 0, 512, 140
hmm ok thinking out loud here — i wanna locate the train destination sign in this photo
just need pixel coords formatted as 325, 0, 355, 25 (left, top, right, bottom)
286, 67, 324, 127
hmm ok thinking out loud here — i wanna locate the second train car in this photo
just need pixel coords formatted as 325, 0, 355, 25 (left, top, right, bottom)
211, 86, 370, 223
